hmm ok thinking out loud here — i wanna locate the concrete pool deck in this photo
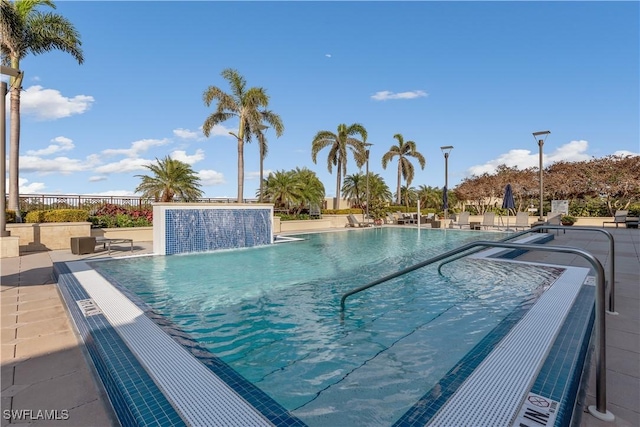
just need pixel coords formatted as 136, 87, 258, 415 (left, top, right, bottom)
1, 227, 638, 426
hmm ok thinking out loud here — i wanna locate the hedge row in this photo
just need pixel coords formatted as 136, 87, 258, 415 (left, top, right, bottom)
24, 209, 90, 223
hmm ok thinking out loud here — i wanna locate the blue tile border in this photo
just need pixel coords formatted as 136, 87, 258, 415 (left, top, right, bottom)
85, 263, 307, 427
529, 285, 595, 427
392, 297, 537, 427
53, 262, 186, 427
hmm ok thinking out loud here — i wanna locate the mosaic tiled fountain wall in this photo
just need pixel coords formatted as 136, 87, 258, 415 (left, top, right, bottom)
153, 204, 273, 255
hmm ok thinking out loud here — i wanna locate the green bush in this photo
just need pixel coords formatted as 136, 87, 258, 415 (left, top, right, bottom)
25, 209, 89, 223
4, 210, 16, 223
322, 208, 363, 215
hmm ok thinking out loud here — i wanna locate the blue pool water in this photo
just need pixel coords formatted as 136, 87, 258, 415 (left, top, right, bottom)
92, 228, 562, 426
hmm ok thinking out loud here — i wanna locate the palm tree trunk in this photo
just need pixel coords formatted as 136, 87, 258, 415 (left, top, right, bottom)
396, 162, 402, 205
237, 136, 244, 203
334, 159, 341, 210
8, 82, 21, 221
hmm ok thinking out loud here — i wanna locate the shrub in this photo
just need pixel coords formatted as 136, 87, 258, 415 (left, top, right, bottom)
88, 203, 153, 228
5, 210, 16, 223
25, 209, 89, 223
322, 208, 363, 215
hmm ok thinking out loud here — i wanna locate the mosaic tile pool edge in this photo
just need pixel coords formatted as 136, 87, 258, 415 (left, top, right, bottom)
53, 262, 186, 427
86, 262, 307, 427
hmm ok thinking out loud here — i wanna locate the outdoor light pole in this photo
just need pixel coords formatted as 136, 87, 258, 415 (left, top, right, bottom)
364, 143, 373, 221
532, 131, 551, 221
440, 145, 453, 223
256, 124, 269, 203
1, 66, 22, 237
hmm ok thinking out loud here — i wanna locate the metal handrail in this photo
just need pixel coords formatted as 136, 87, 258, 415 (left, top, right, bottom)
339, 240, 612, 419
436, 225, 616, 312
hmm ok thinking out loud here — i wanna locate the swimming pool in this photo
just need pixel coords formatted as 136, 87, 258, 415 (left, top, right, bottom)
89, 228, 567, 426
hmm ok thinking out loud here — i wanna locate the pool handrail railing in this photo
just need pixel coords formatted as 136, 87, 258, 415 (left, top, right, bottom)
436, 225, 616, 313
339, 240, 614, 422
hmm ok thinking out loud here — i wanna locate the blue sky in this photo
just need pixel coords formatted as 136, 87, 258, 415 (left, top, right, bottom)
8, 1, 639, 199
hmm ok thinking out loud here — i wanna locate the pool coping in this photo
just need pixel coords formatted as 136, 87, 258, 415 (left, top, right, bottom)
53, 231, 595, 427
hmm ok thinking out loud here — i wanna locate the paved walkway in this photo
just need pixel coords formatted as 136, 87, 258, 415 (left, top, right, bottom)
1, 229, 638, 426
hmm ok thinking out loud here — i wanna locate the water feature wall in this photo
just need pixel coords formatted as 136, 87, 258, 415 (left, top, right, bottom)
153, 203, 273, 255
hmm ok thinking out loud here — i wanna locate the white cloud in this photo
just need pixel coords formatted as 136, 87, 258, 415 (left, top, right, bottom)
170, 149, 205, 165
325, 54, 332, 58
89, 175, 108, 182
94, 157, 154, 174
466, 140, 592, 177
203, 124, 235, 138
86, 190, 137, 196
20, 155, 99, 174
18, 177, 46, 194
173, 128, 201, 140
611, 150, 639, 157
246, 169, 273, 180
371, 90, 428, 101
198, 169, 225, 186
21, 85, 94, 120
102, 138, 170, 158
26, 136, 75, 156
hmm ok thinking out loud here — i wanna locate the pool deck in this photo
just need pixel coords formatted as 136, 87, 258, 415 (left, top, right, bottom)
1, 227, 638, 427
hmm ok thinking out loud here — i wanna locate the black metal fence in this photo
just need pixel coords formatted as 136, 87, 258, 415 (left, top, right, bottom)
9, 194, 260, 213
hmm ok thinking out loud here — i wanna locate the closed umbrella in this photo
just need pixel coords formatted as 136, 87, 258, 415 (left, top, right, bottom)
502, 183, 516, 231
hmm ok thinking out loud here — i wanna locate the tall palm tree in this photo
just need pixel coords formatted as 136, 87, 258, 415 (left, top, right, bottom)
417, 184, 441, 209
135, 156, 203, 202
381, 134, 426, 205
1, 0, 83, 220
311, 123, 368, 210
202, 68, 284, 203
399, 185, 418, 209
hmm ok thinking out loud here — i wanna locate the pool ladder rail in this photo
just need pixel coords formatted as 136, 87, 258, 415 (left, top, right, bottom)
339, 226, 617, 423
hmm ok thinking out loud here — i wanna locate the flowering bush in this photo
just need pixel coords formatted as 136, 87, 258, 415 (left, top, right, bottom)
89, 204, 153, 228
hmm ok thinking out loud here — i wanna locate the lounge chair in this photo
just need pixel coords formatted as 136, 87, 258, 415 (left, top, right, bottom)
603, 210, 628, 228
386, 213, 398, 224
513, 212, 530, 231
453, 212, 470, 229
545, 212, 564, 235
481, 212, 496, 230
347, 213, 373, 228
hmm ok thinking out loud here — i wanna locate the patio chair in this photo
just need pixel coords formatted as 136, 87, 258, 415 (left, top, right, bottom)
453, 212, 470, 229
481, 212, 496, 230
545, 212, 564, 235
603, 210, 628, 228
513, 212, 530, 231
386, 213, 398, 224
347, 213, 373, 228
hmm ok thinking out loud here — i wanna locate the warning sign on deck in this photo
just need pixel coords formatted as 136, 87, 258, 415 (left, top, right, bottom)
512, 393, 559, 427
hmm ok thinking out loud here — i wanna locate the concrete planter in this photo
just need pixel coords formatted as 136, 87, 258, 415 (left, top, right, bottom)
7, 222, 92, 252
91, 227, 153, 242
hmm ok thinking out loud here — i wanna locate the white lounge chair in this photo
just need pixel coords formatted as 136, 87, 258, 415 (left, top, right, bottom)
453, 212, 470, 229
481, 212, 496, 230
347, 213, 373, 228
513, 212, 530, 231
603, 210, 628, 228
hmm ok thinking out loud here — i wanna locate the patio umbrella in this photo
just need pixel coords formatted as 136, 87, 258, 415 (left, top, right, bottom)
502, 183, 516, 230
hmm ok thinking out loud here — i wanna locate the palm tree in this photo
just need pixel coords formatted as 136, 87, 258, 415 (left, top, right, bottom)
202, 68, 284, 203
417, 184, 441, 210
311, 123, 368, 210
292, 167, 325, 213
341, 173, 366, 208
399, 185, 418, 209
135, 156, 203, 202
381, 134, 426, 205
367, 173, 393, 203
1, 0, 83, 220
262, 170, 300, 213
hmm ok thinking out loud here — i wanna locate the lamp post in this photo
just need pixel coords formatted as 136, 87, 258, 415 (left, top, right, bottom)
440, 145, 453, 223
364, 143, 373, 221
532, 130, 551, 221
1, 65, 22, 237
256, 124, 269, 203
